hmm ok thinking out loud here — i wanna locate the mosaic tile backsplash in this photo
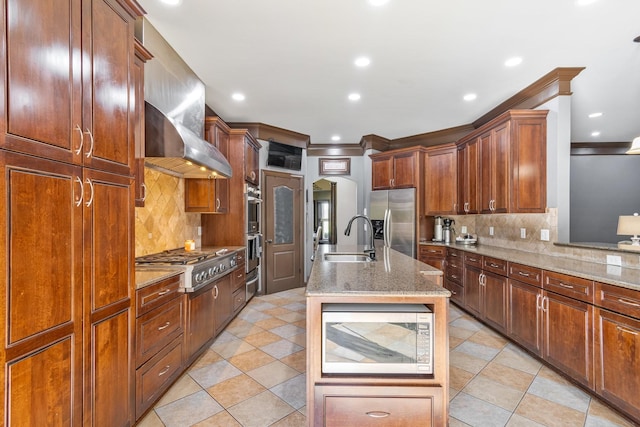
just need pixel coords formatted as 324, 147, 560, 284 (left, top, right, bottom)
135, 167, 201, 257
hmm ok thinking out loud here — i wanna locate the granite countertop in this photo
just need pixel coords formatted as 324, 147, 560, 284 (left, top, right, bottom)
420, 242, 640, 292
135, 269, 183, 290
306, 244, 449, 297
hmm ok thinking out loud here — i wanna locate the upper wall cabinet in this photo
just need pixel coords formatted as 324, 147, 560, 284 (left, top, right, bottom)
370, 147, 422, 190
244, 133, 260, 186
456, 110, 548, 214
424, 144, 458, 216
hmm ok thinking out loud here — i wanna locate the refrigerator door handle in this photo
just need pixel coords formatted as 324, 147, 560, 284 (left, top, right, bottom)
385, 208, 393, 247
383, 208, 390, 247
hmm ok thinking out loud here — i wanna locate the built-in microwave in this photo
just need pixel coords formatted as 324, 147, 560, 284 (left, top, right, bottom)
322, 303, 433, 375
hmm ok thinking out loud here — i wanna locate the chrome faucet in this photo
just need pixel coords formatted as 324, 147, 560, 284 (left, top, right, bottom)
344, 215, 376, 260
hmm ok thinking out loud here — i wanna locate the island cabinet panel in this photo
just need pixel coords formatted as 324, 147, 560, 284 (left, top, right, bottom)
315, 385, 444, 427
424, 145, 458, 215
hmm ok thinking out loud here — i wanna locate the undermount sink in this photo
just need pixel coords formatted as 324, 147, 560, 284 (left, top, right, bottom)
323, 252, 374, 263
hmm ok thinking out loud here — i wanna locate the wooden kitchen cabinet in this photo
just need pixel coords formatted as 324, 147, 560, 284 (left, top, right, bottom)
370, 147, 421, 190
424, 144, 458, 215
419, 244, 446, 270
214, 274, 235, 336
463, 254, 508, 333
456, 110, 548, 214
185, 117, 231, 213
457, 138, 480, 214
507, 263, 544, 356
186, 282, 216, 364
134, 40, 153, 207
245, 132, 261, 185
444, 248, 464, 306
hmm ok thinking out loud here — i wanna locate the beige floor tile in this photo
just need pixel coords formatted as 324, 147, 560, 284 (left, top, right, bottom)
247, 360, 301, 388
450, 350, 489, 374
493, 346, 542, 375
211, 339, 256, 359
280, 350, 306, 373
191, 349, 225, 370
449, 335, 464, 349
287, 332, 306, 348
155, 373, 202, 407
206, 374, 266, 408
536, 365, 575, 387
269, 411, 306, 427
480, 361, 535, 392
192, 410, 242, 426
135, 410, 165, 427
227, 348, 276, 372
463, 375, 525, 411
291, 319, 306, 329
467, 328, 509, 349
588, 398, 636, 427
243, 330, 283, 347
449, 325, 476, 340
276, 311, 306, 323
254, 317, 288, 330
450, 365, 475, 391
263, 307, 294, 317
515, 394, 586, 427
506, 413, 546, 426
448, 416, 472, 426
227, 390, 295, 427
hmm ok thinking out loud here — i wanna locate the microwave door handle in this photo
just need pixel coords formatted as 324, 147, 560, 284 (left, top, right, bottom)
246, 275, 259, 286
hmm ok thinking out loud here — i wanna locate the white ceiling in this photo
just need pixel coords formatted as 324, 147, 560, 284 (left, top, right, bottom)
138, 0, 640, 146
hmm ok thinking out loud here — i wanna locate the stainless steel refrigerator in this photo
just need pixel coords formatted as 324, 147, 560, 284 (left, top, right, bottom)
369, 188, 416, 258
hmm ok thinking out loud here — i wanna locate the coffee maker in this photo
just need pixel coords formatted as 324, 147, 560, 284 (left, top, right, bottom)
443, 218, 455, 243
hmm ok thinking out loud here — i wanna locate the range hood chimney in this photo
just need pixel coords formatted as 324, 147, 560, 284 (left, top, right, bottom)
136, 18, 232, 178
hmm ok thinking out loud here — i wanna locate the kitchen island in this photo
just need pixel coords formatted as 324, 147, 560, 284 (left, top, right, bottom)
306, 244, 450, 427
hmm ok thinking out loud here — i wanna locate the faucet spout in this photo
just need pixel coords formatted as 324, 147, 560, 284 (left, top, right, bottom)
344, 215, 376, 260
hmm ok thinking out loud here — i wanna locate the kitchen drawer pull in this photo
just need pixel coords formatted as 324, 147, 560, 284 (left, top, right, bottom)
617, 298, 640, 307
366, 411, 390, 418
450, 290, 457, 295
518, 271, 531, 277
158, 365, 171, 376
489, 263, 500, 268
157, 321, 171, 331
450, 274, 458, 279
428, 249, 438, 253
558, 282, 574, 289
157, 289, 170, 296
616, 326, 638, 336
468, 257, 478, 262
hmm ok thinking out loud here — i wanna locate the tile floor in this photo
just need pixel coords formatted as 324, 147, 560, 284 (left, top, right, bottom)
137, 287, 636, 427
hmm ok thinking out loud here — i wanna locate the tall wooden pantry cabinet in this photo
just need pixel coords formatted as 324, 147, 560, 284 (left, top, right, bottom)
0, 0, 143, 425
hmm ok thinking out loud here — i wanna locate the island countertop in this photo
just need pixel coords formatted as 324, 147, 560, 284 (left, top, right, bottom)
306, 244, 450, 297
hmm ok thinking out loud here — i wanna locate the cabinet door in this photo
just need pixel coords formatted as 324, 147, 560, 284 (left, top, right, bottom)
464, 265, 482, 317
185, 178, 215, 212
134, 40, 151, 207
459, 139, 480, 214
214, 275, 234, 335
214, 127, 230, 213
424, 147, 457, 215
1, 151, 83, 426
372, 156, 393, 190
508, 279, 542, 356
244, 138, 259, 185
543, 291, 594, 388
3, 0, 83, 164
187, 284, 215, 358
392, 151, 417, 188
491, 122, 510, 213
82, 0, 136, 175
479, 131, 493, 213
595, 308, 640, 421
510, 117, 546, 213
483, 271, 508, 333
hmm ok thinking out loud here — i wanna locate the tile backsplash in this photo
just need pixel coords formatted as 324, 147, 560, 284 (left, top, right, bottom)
134, 168, 201, 257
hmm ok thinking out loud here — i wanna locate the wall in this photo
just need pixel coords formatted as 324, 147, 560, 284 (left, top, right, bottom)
134, 167, 202, 256
570, 154, 640, 243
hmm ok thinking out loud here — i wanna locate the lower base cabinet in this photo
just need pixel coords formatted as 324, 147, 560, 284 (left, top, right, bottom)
315, 385, 444, 427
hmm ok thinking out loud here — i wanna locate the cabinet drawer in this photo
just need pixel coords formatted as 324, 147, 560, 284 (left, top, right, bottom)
446, 254, 463, 270
316, 385, 443, 427
463, 253, 482, 268
595, 282, 640, 319
445, 265, 463, 285
544, 271, 594, 303
446, 247, 461, 259
420, 245, 446, 257
509, 263, 542, 287
135, 336, 183, 419
444, 278, 464, 306
136, 298, 184, 366
136, 274, 183, 316
235, 250, 246, 266
233, 287, 246, 312
483, 256, 508, 276
232, 267, 246, 292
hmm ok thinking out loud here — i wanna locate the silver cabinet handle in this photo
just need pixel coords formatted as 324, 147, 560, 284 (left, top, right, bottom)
536, 294, 542, 310
141, 183, 147, 202
216, 198, 221, 210
157, 289, 170, 296
366, 411, 390, 418
74, 125, 84, 155
558, 282, 574, 289
158, 365, 171, 376
616, 326, 638, 336
617, 298, 640, 307
250, 171, 256, 181
74, 176, 84, 207
84, 178, 94, 207
84, 129, 94, 158
518, 271, 531, 277
157, 321, 170, 331
214, 285, 219, 299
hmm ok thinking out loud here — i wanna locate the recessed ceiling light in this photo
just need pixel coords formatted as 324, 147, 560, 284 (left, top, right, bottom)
354, 57, 371, 67
348, 93, 361, 101
591, 131, 601, 137
369, 0, 390, 6
232, 93, 245, 101
463, 93, 477, 101
160, 0, 182, 6
331, 135, 341, 141
504, 57, 523, 67
588, 112, 603, 118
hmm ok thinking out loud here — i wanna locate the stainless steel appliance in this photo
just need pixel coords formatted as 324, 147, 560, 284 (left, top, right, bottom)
434, 216, 443, 242
246, 184, 261, 234
369, 188, 416, 257
321, 303, 434, 375
245, 268, 259, 301
135, 248, 238, 293
443, 218, 455, 243
246, 234, 262, 274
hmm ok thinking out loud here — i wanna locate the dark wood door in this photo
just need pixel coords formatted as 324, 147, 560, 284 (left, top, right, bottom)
425, 147, 457, 215
263, 171, 304, 294
82, 0, 135, 176
392, 151, 417, 188
483, 271, 508, 333
463, 265, 482, 317
595, 308, 640, 421
508, 279, 542, 356
371, 156, 393, 190
1, 151, 84, 426
543, 291, 594, 388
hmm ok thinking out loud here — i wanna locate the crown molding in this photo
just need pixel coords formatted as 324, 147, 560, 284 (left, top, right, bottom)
307, 143, 365, 157
389, 124, 476, 150
571, 142, 632, 156
227, 122, 310, 149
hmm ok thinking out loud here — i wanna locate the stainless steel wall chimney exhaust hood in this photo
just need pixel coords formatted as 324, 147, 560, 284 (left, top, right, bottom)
137, 18, 232, 178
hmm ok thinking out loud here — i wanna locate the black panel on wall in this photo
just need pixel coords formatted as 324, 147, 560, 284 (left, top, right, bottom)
570, 155, 640, 243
